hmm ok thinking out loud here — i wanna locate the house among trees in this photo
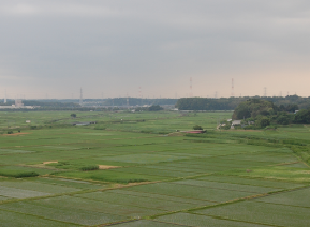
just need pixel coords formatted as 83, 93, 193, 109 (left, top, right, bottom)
231, 120, 241, 129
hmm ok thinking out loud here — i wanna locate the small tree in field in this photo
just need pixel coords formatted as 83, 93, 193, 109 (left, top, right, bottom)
71, 114, 77, 118
193, 125, 203, 130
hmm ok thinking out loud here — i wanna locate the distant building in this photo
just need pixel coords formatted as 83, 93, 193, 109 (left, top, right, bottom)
0, 100, 34, 109
231, 120, 241, 129
226, 119, 255, 130
232, 120, 241, 125
15, 100, 24, 108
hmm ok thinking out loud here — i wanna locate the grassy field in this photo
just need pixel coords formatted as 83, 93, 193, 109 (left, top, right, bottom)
0, 110, 309, 226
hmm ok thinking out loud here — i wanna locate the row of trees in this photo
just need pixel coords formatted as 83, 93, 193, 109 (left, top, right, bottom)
134, 105, 164, 111
175, 98, 239, 110
176, 95, 310, 110
84, 98, 178, 107
232, 99, 298, 120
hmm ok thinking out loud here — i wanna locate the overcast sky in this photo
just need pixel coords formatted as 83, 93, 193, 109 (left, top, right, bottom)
0, 0, 309, 99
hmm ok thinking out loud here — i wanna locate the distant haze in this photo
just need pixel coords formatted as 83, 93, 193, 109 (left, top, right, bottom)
0, 0, 309, 99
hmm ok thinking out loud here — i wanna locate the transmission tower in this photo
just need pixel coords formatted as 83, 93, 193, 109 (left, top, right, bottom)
138, 87, 142, 106
127, 93, 130, 109
79, 87, 83, 106
231, 78, 234, 97
190, 77, 193, 98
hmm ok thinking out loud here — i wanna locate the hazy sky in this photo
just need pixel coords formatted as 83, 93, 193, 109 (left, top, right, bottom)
0, 0, 309, 99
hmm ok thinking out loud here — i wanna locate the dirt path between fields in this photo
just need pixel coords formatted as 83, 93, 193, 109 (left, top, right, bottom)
43, 161, 58, 165
2, 132, 31, 136
98, 165, 120, 169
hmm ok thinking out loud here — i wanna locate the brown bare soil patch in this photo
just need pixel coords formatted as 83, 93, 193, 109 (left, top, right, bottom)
98, 165, 120, 169
2, 132, 31, 136
23, 161, 58, 169
126, 181, 160, 187
167, 132, 183, 136
43, 161, 58, 165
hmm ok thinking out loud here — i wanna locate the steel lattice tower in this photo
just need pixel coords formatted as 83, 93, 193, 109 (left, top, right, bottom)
79, 87, 83, 106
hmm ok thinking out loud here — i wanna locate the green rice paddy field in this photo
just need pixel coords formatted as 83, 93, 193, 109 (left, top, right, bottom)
0, 110, 310, 226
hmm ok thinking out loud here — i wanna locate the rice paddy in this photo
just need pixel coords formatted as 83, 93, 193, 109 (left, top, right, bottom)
0, 110, 309, 226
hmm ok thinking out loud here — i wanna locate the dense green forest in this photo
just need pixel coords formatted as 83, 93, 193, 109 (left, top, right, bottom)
176, 95, 310, 110
232, 99, 310, 128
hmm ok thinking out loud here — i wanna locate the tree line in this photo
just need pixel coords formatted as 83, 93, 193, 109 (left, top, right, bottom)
176, 95, 310, 110
232, 99, 310, 128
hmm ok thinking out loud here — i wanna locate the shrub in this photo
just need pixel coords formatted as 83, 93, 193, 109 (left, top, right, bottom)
105, 178, 148, 184
245, 125, 255, 130
0, 170, 39, 178
148, 105, 163, 111
158, 131, 170, 134
255, 116, 270, 129
301, 152, 310, 163
126, 178, 147, 183
14, 172, 40, 178
193, 125, 203, 130
265, 125, 278, 130
57, 161, 71, 166
79, 165, 99, 171
140, 130, 152, 133
276, 114, 293, 125
220, 125, 231, 130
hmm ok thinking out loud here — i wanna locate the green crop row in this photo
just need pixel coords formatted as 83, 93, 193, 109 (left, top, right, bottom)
0, 170, 39, 178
